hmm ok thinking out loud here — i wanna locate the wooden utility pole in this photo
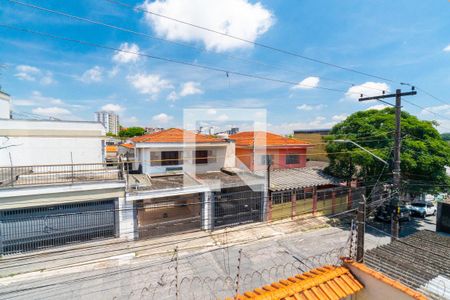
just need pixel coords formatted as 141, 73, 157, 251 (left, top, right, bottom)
359, 88, 416, 240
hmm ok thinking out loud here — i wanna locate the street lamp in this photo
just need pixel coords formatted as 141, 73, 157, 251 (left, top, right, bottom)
334, 139, 389, 166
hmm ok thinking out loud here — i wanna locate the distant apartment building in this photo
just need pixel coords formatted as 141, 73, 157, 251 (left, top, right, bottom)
95, 111, 120, 135
293, 129, 330, 162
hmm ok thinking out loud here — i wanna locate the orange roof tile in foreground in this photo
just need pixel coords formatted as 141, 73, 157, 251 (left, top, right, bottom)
132, 128, 226, 144
230, 131, 310, 148
226, 265, 363, 300
343, 259, 427, 300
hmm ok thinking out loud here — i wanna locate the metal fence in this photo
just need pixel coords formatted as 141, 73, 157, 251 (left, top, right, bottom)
0, 162, 123, 188
213, 190, 264, 228
0, 200, 117, 255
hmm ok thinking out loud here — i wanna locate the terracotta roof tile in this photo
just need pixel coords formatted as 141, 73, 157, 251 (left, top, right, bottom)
120, 143, 134, 149
132, 128, 226, 143
226, 265, 363, 300
230, 131, 310, 147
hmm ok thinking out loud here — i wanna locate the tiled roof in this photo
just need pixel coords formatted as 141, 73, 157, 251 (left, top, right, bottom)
120, 143, 134, 149
343, 259, 427, 300
230, 131, 309, 147
132, 128, 226, 143
365, 230, 450, 300
259, 167, 340, 191
226, 265, 363, 300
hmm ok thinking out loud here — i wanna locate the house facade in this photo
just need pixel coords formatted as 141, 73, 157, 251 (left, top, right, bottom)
132, 128, 235, 174
229, 131, 311, 171
123, 128, 265, 240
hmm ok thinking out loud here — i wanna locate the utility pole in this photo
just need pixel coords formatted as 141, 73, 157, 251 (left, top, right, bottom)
359, 88, 416, 240
356, 195, 366, 262
266, 155, 272, 221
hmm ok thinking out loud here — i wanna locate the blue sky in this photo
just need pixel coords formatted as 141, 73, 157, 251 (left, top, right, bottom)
1, 0, 450, 133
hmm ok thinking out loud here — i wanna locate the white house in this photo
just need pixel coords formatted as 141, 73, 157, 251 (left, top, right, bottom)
131, 128, 235, 175
0, 93, 106, 167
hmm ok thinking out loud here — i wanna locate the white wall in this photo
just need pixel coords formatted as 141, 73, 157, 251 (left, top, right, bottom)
135, 142, 235, 175
0, 119, 106, 167
0, 92, 11, 119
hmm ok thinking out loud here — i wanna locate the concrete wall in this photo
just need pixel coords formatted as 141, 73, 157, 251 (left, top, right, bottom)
0, 92, 10, 119
346, 263, 421, 300
0, 119, 106, 166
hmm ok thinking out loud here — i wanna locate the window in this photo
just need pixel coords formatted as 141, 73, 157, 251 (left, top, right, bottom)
285, 154, 299, 165
195, 150, 208, 164
260, 154, 273, 165
161, 151, 179, 166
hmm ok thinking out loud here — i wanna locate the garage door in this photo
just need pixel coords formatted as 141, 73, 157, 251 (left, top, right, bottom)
214, 190, 264, 228
0, 200, 117, 255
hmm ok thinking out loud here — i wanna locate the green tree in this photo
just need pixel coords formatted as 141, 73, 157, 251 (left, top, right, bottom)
106, 132, 117, 137
118, 127, 145, 138
325, 108, 450, 195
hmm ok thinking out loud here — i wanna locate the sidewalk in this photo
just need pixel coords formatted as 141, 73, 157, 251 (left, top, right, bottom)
0, 214, 330, 278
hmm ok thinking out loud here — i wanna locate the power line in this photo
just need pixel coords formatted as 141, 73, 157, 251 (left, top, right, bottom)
6, 0, 387, 92
106, 0, 397, 84
0, 24, 357, 94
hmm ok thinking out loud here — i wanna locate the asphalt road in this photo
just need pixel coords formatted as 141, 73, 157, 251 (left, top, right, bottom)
0, 215, 433, 300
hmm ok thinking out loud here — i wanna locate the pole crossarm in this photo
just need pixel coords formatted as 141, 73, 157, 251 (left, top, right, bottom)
358, 91, 417, 102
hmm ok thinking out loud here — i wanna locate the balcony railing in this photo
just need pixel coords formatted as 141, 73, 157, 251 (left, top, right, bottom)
0, 162, 124, 189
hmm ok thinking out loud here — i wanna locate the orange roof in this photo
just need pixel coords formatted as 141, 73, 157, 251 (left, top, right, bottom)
230, 131, 310, 148
343, 259, 427, 300
105, 145, 118, 152
132, 128, 226, 143
227, 265, 363, 300
120, 143, 134, 149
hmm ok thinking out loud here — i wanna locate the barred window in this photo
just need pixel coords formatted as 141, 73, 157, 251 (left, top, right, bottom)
285, 154, 299, 165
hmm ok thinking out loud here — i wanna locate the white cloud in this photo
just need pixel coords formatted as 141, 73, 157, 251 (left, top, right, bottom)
14, 65, 55, 85
217, 114, 229, 121
40, 73, 55, 85
166, 91, 179, 101
80, 66, 103, 83
206, 108, 217, 115
179, 81, 203, 97
296, 104, 327, 111
101, 103, 124, 113
140, 0, 274, 52
332, 114, 347, 122
127, 73, 173, 96
152, 113, 173, 124
345, 82, 389, 100
366, 104, 389, 111
32, 107, 71, 118
292, 76, 320, 90
112, 42, 141, 63
123, 116, 139, 125
420, 104, 450, 116
268, 116, 342, 134
15, 65, 40, 82
443, 44, 450, 52
14, 91, 64, 107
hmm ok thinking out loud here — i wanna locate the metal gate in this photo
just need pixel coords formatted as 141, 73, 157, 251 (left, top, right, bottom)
0, 200, 117, 255
213, 190, 264, 228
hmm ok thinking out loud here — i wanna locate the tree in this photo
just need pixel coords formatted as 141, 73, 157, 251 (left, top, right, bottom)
325, 108, 450, 195
118, 127, 145, 138
442, 133, 450, 145
106, 132, 117, 137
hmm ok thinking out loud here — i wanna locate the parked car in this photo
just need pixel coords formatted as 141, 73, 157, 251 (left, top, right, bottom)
375, 205, 411, 222
407, 202, 436, 218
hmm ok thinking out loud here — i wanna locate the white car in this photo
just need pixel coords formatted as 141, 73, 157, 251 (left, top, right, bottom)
408, 202, 437, 218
